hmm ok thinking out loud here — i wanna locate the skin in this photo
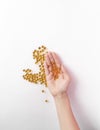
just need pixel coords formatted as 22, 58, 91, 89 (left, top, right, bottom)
44, 52, 80, 130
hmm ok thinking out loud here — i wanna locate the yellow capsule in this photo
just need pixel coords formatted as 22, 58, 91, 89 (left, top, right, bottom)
23, 69, 26, 72
42, 90, 45, 93
38, 47, 41, 49
23, 75, 26, 79
42, 45, 46, 49
29, 78, 33, 82
45, 99, 48, 102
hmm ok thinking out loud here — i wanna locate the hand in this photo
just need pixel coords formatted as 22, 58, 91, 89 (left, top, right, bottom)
44, 52, 71, 98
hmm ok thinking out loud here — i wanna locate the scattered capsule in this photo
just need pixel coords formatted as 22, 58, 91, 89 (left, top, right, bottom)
45, 99, 48, 103
42, 90, 45, 93
38, 47, 41, 49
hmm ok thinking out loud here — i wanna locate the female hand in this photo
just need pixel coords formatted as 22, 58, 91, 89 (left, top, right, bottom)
44, 52, 71, 98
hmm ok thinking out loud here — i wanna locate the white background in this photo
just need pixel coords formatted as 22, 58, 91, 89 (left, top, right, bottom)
0, 0, 100, 130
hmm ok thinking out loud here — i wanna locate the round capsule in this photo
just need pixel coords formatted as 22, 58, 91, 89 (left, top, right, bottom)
45, 99, 48, 103
42, 90, 45, 93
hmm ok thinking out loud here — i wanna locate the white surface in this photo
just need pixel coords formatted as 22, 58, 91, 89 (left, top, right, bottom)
0, 0, 100, 130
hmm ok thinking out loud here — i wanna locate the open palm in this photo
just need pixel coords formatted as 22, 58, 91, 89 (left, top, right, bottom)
44, 52, 70, 97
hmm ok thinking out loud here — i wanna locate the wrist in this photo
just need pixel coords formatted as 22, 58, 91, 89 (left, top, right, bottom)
54, 92, 70, 109
53, 92, 68, 100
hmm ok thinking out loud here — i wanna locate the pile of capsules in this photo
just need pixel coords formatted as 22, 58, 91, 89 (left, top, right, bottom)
23, 45, 47, 86
23, 45, 61, 102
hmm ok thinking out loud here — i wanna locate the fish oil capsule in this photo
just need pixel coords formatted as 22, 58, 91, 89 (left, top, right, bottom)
45, 99, 48, 103
42, 90, 45, 93
38, 47, 41, 49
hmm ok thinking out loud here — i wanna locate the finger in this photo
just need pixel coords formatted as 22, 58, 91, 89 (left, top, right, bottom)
45, 52, 54, 73
47, 72, 54, 81
45, 53, 51, 66
44, 62, 53, 80
61, 65, 67, 74
44, 61, 50, 75
52, 52, 61, 68
48, 52, 55, 64
61, 65, 70, 80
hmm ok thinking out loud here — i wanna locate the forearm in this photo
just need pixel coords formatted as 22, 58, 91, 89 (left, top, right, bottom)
54, 93, 80, 130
